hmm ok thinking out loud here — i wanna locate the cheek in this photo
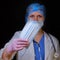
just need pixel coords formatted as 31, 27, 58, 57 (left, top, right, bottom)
28, 17, 34, 20
27, 16, 30, 21
38, 17, 45, 21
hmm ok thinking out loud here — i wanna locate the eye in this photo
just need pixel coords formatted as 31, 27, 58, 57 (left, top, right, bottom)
29, 15, 34, 18
37, 15, 42, 18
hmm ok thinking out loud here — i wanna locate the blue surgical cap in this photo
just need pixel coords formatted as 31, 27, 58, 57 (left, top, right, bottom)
25, 3, 46, 22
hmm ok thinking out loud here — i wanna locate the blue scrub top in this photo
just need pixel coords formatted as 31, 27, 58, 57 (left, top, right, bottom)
33, 34, 45, 60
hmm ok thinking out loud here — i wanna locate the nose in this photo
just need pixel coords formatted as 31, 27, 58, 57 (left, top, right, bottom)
34, 16, 38, 21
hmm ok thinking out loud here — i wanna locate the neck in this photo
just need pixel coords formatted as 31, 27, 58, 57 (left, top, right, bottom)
34, 29, 44, 43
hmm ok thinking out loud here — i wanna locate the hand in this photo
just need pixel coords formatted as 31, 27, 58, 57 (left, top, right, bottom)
7, 39, 29, 52
2, 39, 29, 60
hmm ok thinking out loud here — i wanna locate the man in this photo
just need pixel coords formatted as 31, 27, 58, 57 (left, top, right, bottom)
0, 3, 60, 60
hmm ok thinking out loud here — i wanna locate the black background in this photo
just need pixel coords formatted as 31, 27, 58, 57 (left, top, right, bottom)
0, 0, 60, 48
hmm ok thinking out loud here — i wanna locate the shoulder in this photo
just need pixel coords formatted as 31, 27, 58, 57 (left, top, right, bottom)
10, 30, 22, 40
13, 30, 21, 37
44, 32, 60, 51
44, 32, 59, 44
48, 33, 59, 45
14, 30, 21, 35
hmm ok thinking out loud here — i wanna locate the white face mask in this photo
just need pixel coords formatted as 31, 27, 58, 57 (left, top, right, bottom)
28, 18, 44, 27
19, 19, 44, 43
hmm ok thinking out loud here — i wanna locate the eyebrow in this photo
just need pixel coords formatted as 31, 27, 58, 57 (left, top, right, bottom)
29, 14, 43, 16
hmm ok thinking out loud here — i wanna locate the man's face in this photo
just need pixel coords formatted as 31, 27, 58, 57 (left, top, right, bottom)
28, 11, 45, 21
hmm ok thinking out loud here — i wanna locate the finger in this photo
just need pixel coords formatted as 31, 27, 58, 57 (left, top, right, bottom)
17, 47, 24, 51
17, 41, 29, 45
16, 44, 29, 48
14, 47, 24, 51
17, 39, 29, 42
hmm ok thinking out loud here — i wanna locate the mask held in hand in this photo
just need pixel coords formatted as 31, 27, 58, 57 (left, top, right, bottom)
19, 19, 44, 43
